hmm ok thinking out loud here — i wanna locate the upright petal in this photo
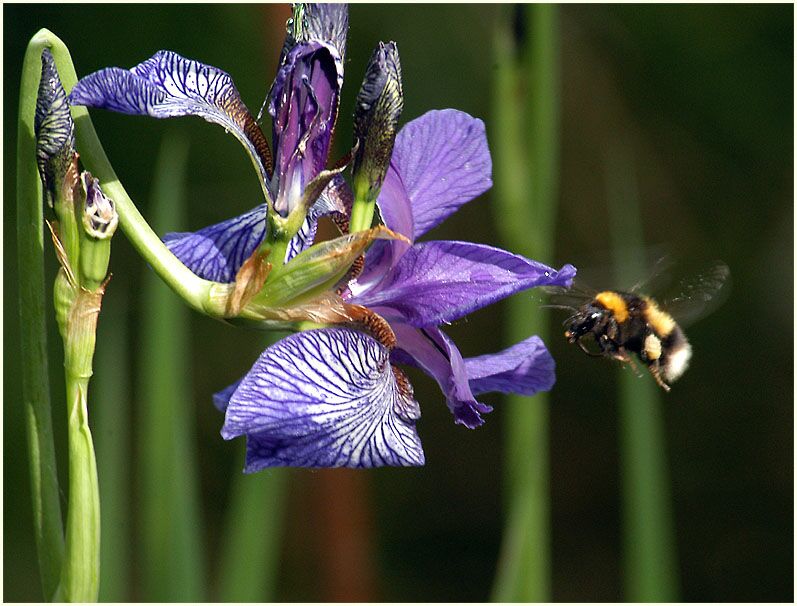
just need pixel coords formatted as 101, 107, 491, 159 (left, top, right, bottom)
391, 324, 491, 429
268, 40, 342, 216
464, 336, 556, 396
69, 51, 272, 199
389, 109, 492, 239
222, 328, 424, 470
351, 240, 577, 327
163, 204, 267, 283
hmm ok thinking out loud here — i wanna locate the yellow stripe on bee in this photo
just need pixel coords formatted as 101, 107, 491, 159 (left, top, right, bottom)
642, 296, 676, 337
595, 291, 629, 323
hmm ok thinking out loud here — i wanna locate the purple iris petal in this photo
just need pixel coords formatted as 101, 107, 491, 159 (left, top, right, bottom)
221, 328, 424, 469
389, 109, 492, 239
464, 336, 556, 396
69, 51, 271, 191
391, 323, 491, 429
213, 380, 241, 412
163, 204, 266, 283
268, 41, 341, 216
351, 240, 577, 328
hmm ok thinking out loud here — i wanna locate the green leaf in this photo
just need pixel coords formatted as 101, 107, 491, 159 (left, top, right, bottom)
137, 134, 206, 601
605, 138, 680, 602
491, 5, 559, 602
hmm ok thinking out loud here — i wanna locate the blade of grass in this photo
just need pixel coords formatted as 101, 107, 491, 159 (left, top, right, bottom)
216, 403, 288, 601
491, 4, 560, 601
137, 134, 206, 601
93, 301, 132, 601
17, 32, 66, 599
605, 139, 680, 601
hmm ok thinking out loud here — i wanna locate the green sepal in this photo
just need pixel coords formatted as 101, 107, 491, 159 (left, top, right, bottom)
252, 226, 407, 307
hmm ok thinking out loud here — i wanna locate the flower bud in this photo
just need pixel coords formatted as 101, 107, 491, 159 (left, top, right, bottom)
78, 172, 117, 290
350, 41, 403, 232
35, 48, 76, 210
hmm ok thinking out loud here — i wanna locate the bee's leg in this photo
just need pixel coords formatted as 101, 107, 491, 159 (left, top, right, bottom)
647, 361, 672, 392
577, 336, 604, 357
611, 348, 644, 377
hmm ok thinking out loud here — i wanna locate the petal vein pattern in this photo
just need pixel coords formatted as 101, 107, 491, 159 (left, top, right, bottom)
163, 204, 267, 283
69, 50, 272, 190
221, 328, 424, 469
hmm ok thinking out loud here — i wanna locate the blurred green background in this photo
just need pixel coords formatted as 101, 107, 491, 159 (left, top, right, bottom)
5, 4, 792, 602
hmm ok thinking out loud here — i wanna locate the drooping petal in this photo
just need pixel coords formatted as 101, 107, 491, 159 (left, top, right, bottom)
268, 41, 342, 216
351, 240, 577, 327
221, 328, 424, 470
389, 109, 492, 239
391, 323, 491, 429
163, 204, 267, 283
464, 336, 556, 396
69, 51, 272, 197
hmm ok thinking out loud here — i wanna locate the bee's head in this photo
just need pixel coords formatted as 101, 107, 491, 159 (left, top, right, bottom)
563, 305, 605, 343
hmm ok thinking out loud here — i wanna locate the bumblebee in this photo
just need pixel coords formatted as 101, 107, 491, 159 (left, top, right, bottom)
551, 261, 729, 391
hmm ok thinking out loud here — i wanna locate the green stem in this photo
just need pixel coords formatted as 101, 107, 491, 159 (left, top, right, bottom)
17, 30, 66, 601
56, 282, 103, 602
61, 375, 100, 602
606, 140, 679, 601
349, 181, 376, 234
217, 463, 287, 601
491, 5, 560, 602
138, 134, 205, 601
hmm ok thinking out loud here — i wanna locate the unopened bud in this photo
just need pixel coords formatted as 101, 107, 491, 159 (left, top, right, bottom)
78, 172, 116, 290
350, 41, 403, 232
352, 41, 403, 196
35, 48, 75, 209
81, 172, 118, 240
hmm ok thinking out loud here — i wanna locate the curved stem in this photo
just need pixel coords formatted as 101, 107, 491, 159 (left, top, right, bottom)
35, 30, 224, 317
17, 30, 66, 601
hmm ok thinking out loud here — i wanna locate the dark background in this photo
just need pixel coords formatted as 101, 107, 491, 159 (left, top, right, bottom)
5, 4, 793, 601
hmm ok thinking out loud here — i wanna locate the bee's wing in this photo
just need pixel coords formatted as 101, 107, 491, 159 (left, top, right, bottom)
539, 281, 597, 311
662, 261, 731, 326
629, 255, 675, 295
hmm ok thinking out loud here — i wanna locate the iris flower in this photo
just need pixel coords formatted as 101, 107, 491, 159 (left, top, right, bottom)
70, 4, 575, 470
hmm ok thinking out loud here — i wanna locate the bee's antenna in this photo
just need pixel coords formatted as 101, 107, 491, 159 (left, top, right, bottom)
541, 304, 577, 312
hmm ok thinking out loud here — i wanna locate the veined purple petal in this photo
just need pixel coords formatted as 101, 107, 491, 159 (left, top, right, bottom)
222, 328, 425, 470
351, 240, 577, 327
390, 109, 492, 239
164, 204, 267, 283
69, 50, 272, 195
268, 41, 341, 216
392, 324, 490, 429
464, 336, 556, 396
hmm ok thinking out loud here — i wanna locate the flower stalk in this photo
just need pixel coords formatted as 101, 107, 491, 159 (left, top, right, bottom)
17, 30, 66, 602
